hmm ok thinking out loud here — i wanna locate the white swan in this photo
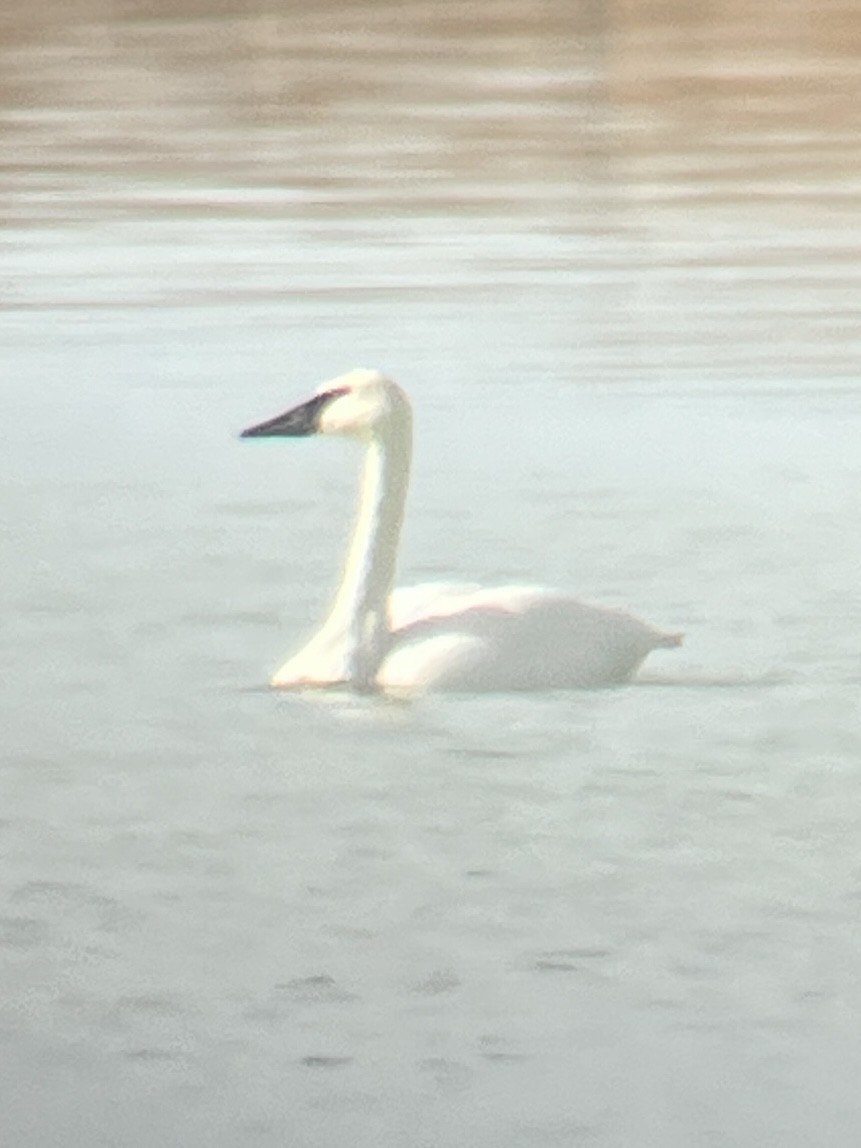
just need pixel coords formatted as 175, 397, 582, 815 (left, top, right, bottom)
241, 369, 681, 694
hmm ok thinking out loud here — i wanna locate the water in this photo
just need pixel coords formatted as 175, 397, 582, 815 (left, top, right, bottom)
3, 1, 861, 1144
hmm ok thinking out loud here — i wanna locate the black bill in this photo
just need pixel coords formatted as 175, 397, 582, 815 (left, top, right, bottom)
240, 388, 346, 438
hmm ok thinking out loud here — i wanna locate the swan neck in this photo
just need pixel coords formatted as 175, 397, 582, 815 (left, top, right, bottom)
328, 425, 411, 684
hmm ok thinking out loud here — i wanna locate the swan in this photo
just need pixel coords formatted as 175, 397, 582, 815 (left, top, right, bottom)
241, 369, 681, 694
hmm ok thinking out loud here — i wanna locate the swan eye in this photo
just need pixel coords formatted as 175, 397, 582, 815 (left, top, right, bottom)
240, 387, 349, 438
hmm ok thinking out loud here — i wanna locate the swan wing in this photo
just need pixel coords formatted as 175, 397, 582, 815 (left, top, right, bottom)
382, 584, 680, 693
388, 582, 549, 630
388, 582, 487, 630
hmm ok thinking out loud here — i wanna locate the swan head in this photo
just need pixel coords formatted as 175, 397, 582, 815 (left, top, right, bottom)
240, 369, 411, 443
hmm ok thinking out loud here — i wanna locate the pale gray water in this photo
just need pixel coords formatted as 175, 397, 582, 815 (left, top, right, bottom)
3, 1, 861, 1144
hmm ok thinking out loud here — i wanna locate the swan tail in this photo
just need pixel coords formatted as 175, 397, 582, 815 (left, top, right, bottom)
656, 630, 684, 649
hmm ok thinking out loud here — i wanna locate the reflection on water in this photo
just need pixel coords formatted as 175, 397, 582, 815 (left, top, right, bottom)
3, 3, 861, 1147
3, 0, 860, 380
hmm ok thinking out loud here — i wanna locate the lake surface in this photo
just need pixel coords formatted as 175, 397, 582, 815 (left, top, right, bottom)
3, 1, 861, 1144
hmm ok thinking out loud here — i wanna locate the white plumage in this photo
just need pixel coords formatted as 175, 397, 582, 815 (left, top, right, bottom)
241, 369, 681, 694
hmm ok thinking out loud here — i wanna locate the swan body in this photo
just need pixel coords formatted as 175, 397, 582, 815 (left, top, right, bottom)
241, 369, 681, 694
